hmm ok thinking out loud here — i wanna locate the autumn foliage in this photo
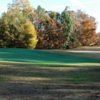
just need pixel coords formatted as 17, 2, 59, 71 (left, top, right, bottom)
78, 13, 97, 46
36, 19, 65, 49
97, 33, 100, 45
0, 0, 98, 49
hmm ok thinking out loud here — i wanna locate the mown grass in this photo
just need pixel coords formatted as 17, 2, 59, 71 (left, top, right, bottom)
0, 48, 100, 83
0, 48, 100, 66
0, 63, 100, 84
0, 49, 100, 100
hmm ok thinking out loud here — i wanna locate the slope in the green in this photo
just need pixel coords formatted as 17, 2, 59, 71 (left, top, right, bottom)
0, 48, 99, 66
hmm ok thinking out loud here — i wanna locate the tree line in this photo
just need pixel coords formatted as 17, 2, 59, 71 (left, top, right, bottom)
0, 0, 98, 49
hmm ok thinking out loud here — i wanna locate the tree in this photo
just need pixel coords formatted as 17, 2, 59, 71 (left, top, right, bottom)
36, 18, 65, 49
23, 20, 38, 48
0, 17, 10, 47
0, 0, 38, 48
0, 1, 98, 49
61, 7, 75, 48
8, 0, 36, 21
76, 11, 97, 46
97, 32, 100, 45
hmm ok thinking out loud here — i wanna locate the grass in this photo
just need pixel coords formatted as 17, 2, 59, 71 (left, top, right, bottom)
0, 48, 100, 66
0, 48, 100, 99
0, 63, 100, 83
0, 48, 99, 83
0, 63, 100, 100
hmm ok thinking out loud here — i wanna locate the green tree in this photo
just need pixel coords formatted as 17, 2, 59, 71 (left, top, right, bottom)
61, 7, 75, 48
36, 5, 47, 21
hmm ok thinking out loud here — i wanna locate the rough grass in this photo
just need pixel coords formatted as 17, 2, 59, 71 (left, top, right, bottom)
0, 63, 100, 83
0, 63, 100, 100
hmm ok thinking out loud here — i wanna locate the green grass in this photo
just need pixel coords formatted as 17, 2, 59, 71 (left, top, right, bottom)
0, 48, 100, 99
0, 48, 100, 83
0, 48, 100, 66
0, 63, 100, 83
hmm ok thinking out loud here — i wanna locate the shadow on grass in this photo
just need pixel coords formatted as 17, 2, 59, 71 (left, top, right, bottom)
0, 63, 100, 99
0, 63, 100, 84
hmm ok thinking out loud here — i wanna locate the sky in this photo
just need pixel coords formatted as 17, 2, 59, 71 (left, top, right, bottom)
0, 0, 100, 32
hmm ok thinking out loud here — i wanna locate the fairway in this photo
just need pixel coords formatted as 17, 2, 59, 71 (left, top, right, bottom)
0, 48, 100, 100
0, 48, 100, 66
0, 0, 100, 99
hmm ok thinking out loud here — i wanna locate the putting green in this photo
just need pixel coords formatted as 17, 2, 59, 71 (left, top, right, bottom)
0, 48, 100, 66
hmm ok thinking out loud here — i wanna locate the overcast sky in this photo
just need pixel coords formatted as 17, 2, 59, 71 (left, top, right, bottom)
0, 0, 100, 32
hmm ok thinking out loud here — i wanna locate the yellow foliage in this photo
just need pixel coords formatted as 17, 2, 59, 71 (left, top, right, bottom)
24, 20, 38, 49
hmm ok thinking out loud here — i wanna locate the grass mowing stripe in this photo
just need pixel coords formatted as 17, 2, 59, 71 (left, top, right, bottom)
0, 48, 100, 66
0, 61, 100, 67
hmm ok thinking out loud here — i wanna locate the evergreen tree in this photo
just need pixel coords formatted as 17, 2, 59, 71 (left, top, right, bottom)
61, 7, 75, 48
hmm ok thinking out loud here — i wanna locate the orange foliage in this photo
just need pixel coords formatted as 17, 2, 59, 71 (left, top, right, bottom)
77, 13, 97, 46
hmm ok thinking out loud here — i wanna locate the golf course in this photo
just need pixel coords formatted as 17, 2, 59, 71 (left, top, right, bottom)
0, 47, 100, 100
0, 0, 100, 99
